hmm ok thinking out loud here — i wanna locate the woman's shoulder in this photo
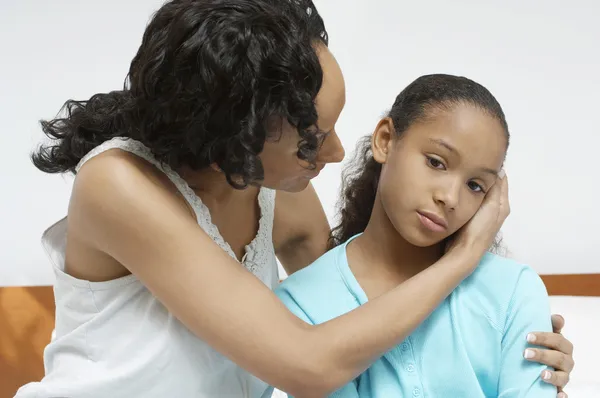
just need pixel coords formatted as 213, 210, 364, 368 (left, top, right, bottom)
73, 148, 194, 220
63, 149, 197, 282
76, 147, 169, 188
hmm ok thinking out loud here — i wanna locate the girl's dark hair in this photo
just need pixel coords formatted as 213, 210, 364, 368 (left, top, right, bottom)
32, 0, 328, 188
329, 74, 510, 250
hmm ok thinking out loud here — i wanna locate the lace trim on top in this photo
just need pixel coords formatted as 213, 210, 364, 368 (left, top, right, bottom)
76, 137, 275, 275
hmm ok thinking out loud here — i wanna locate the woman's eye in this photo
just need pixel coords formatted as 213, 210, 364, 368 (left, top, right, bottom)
427, 156, 446, 170
468, 181, 485, 193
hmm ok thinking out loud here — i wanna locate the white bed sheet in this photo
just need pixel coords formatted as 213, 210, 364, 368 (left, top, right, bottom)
565, 383, 600, 398
548, 296, 600, 397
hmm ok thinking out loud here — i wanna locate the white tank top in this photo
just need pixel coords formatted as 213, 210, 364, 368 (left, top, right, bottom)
15, 137, 279, 398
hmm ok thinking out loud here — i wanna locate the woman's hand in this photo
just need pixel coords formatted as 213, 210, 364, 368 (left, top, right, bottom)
446, 171, 510, 257
525, 314, 575, 398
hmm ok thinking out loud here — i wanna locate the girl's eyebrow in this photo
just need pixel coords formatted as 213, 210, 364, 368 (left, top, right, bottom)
429, 138, 458, 155
429, 138, 498, 176
479, 168, 499, 176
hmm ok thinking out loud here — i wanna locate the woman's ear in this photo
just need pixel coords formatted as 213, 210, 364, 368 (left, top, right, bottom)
372, 117, 395, 164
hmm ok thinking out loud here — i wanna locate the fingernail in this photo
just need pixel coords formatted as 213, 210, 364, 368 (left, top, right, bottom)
498, 169, 506, 179
557, 393, 567, 398
526, 333, 536, 343
543, 370, 552, 380
524, 349, 535, 359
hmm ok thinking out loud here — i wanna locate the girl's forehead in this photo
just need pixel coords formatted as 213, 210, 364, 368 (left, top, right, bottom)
402, 104, 508, 167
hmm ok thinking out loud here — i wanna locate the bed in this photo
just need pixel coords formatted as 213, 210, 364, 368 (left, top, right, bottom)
541, 274, 600, 397
1, 273, 598, 397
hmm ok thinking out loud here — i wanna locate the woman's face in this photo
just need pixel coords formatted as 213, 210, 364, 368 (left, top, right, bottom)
374, 103, 508, 247
259, 45, 346, 192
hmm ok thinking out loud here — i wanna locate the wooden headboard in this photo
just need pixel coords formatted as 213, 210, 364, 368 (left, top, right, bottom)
540, 273, 600, 297
0, 286, 55, 398
1, 274, 599, 396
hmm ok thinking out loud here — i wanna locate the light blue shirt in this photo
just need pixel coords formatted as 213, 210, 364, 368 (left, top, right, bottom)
275, 236, 556, 397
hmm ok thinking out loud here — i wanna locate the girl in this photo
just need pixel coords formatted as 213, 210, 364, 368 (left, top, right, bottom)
17, 1, 573, 397
276, 74, 562, 397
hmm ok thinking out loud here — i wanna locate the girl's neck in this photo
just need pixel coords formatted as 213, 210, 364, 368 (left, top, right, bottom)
347, 198, 444, 299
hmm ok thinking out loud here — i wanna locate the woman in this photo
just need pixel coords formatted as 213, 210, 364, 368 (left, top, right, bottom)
17, 1, 573, 397
276, 74, 564, 397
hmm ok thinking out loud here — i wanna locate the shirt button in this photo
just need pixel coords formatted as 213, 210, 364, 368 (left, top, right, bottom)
407, 364, 415, 372
401, 343, 409, 351
413, 388, 421, 397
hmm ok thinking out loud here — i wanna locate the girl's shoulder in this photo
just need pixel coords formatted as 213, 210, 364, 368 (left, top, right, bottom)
458, 253, 549, 332
275, 244, 359, 325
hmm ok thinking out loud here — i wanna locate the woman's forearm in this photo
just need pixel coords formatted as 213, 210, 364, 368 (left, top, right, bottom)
83, 170, 485, 397
297, 248, 481, 396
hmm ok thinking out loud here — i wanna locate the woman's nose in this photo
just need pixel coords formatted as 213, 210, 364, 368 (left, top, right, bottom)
317, 131, 345, 164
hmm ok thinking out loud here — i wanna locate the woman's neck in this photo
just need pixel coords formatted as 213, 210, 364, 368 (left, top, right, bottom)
347, 198, 444, 299
177, 165, 259, 208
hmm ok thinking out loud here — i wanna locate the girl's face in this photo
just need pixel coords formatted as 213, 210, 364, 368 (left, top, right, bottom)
373, 103, 508, 247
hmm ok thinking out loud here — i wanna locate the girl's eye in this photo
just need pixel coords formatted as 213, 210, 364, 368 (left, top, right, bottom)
468, 181, 485, 193
427, 156, 446, 170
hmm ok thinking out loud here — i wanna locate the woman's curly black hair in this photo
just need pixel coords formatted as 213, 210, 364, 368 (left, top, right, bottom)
329, 74, 510, 252
32, 0, 329, 188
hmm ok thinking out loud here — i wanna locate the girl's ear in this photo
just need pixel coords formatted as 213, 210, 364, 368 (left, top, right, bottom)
372, 117, 395, 164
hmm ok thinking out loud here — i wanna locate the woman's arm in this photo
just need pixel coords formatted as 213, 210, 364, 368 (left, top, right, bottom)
69, 156, 506, 397
275, 184, 576, 395
273, 183, 331, 275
